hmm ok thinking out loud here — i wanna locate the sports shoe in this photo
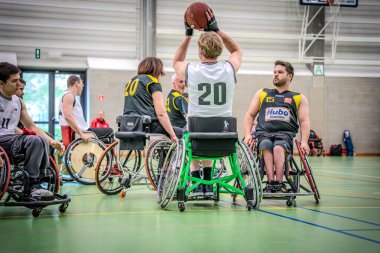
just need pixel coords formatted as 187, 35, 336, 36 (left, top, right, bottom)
30, 186, 55, 201
203, 185, 214, 197
272, 181, 287, 193
278, 181, 287, 193
189, 185, 204, 198
263, 181, 274, 193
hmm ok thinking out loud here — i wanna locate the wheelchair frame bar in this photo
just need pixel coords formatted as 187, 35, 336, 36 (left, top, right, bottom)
179, 134, 249, 198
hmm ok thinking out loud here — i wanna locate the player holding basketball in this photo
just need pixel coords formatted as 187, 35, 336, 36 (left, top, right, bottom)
173, 8, 242, 197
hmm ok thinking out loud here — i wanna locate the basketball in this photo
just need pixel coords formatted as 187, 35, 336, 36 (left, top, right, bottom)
185, 2, 211, 30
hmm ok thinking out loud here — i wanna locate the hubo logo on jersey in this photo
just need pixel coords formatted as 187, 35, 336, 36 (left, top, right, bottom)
265, 107, 290, 122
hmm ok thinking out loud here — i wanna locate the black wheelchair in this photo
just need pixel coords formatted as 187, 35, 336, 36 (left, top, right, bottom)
94, 115, 171, 197
60, 125, 114, 185
0, 145, 71, 217
252, 132, 320, 207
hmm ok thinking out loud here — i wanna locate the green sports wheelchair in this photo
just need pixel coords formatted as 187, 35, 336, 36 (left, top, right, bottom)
157, 117, 262, 212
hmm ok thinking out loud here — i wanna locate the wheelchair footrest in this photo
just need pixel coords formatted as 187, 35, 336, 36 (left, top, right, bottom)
0, 193, 71, 208
245, 187, 254, 201
177, 188, 186, 202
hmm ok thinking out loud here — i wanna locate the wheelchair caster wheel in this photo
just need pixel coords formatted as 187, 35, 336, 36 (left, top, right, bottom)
286, 199, 296, 207
120, 191, 126, 198
178, 202, 185, 212
32, 208, 42, 217
59, 203, 69, 213
247, 201, 254, 211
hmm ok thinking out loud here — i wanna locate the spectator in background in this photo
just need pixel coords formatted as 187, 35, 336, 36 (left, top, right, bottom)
91, 110, 110, 128
16, 78, 26, 130
16, 78, 26, 98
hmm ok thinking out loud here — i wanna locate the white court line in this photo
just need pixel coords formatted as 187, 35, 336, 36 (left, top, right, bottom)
316, 169, 380, 179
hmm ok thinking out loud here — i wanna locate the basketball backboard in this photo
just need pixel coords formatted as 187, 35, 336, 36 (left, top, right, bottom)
300, 0, 358, 7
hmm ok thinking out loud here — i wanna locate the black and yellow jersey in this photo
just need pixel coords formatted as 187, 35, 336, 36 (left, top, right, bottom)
256, 88, 301, 134
166, 89, 188, 128
123, 74, 162, 121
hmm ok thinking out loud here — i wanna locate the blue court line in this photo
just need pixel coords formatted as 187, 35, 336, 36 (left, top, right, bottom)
221, 200, 380, 245
258, 209, 380, 245
340, 228, 380, 232
296, 206, 380, 227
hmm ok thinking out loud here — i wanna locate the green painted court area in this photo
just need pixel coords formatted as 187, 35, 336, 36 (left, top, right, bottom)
0, 157, 379, 253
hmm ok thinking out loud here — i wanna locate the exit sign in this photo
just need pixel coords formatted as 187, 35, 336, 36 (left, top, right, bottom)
35, 48, 41, 59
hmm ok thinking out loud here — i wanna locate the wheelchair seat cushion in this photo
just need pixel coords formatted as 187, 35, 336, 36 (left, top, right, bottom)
255, 131, 294, 153
88, 127, 114, 144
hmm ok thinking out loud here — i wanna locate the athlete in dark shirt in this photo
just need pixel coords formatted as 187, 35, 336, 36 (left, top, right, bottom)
166, 74, 188, 128
244, 60, 310, 193
123, 57, 178, 142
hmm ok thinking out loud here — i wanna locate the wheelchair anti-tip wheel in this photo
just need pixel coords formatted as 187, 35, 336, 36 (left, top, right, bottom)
65, 138, 107, 185
145, 139, 171, 190
95, 141, 141, 195
157, 139, 185, 209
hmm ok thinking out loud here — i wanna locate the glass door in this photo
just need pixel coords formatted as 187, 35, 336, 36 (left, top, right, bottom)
22, 72, 52, 133
22, 70, 86, 140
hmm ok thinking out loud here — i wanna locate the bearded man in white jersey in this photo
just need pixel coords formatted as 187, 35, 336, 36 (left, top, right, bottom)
0, 62, 65, 200
173, 9, 242, 197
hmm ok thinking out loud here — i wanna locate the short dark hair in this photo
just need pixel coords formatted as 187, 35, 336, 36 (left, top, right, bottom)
67, 75, 81, 88
19, 78, 26, 85
0, 62, 21, 83
275, 60, 294, 80
137, 57, 165, 78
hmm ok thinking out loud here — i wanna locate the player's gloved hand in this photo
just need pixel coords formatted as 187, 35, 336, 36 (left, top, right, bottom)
184, 20, 194, 36
204, 9, 219, 32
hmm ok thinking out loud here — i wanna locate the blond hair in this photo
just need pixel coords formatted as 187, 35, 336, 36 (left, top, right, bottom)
198, 32, 223, 60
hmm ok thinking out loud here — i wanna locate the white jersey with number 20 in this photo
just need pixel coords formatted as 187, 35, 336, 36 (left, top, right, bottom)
186, 61, 236, 117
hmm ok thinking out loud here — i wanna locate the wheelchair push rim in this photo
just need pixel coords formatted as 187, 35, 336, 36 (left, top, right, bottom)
295, 140, 320, 204
144, 139, 171, 191
65, 138, 107, 185
157, 139, 185, 209
0, 146, 11, 201
95, 140, 141, 195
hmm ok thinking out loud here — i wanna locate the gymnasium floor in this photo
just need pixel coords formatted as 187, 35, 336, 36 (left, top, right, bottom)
0, 156, 379, 253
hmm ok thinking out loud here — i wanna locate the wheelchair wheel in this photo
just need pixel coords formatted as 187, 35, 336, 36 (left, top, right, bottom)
213, 159, 227, 179
95, 141, 141, 195
236, 141, 262, 208
40, 156, 60, 193
296, 140, 320, 204
144, 139, 171, 190
0, 146, 11, 200
64, 138, 107, 185
157, 139, 185, 209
